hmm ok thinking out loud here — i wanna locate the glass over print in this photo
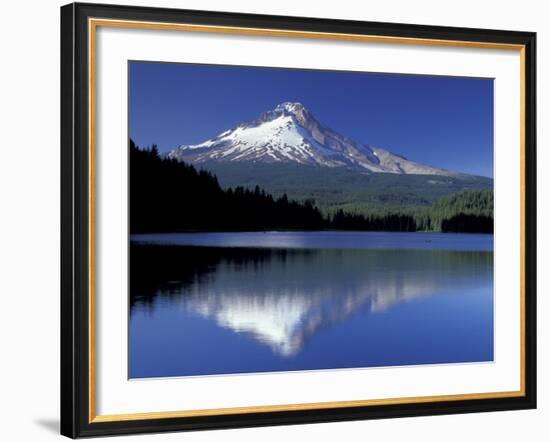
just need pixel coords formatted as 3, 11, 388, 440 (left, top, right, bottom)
129, 61, 495, 379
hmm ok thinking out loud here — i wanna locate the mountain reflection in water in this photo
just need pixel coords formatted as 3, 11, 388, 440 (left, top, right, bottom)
130, 243, 493, 373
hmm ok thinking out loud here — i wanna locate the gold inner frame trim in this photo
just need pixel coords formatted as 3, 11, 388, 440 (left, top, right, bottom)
88, 17, 527, 424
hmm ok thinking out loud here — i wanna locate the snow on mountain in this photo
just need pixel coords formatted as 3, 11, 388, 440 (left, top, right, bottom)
168, 102, 453, 176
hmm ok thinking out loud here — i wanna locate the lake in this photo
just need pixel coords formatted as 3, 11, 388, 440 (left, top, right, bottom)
129, 231, 494, 378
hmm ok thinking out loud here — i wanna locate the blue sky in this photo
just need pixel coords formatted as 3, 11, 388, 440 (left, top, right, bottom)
129, 61, 494, 177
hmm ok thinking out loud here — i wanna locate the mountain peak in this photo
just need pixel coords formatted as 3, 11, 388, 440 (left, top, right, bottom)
274, 102, 306, 114
168, 103, 454, 176
255, 101, 312, 127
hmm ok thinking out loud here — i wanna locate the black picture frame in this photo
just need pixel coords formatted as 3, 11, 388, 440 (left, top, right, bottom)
61, 2, 537, 438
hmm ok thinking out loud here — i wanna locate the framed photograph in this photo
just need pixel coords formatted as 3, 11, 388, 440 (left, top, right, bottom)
60, 2, 536, 438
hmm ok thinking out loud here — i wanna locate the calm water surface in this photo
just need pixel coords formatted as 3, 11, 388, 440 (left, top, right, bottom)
129, 231, 493, 378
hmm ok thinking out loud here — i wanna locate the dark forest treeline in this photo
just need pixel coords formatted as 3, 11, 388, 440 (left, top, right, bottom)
130, 141, 493, 233
326, 190, 493, 233
130, 140, 324, 232
422, 189, 493, 232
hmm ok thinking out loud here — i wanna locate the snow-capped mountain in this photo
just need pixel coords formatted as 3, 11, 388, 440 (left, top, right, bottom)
168, 102, 453, 176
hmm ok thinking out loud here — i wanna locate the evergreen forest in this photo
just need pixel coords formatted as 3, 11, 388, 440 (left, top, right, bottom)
130, 140, 493, 234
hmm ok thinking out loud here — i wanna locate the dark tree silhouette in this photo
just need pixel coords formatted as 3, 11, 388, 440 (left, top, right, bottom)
441, 214, 493, 233
130, 140, 324, 233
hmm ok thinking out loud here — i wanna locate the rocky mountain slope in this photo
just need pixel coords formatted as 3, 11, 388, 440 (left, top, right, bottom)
168, 102, 454, 176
